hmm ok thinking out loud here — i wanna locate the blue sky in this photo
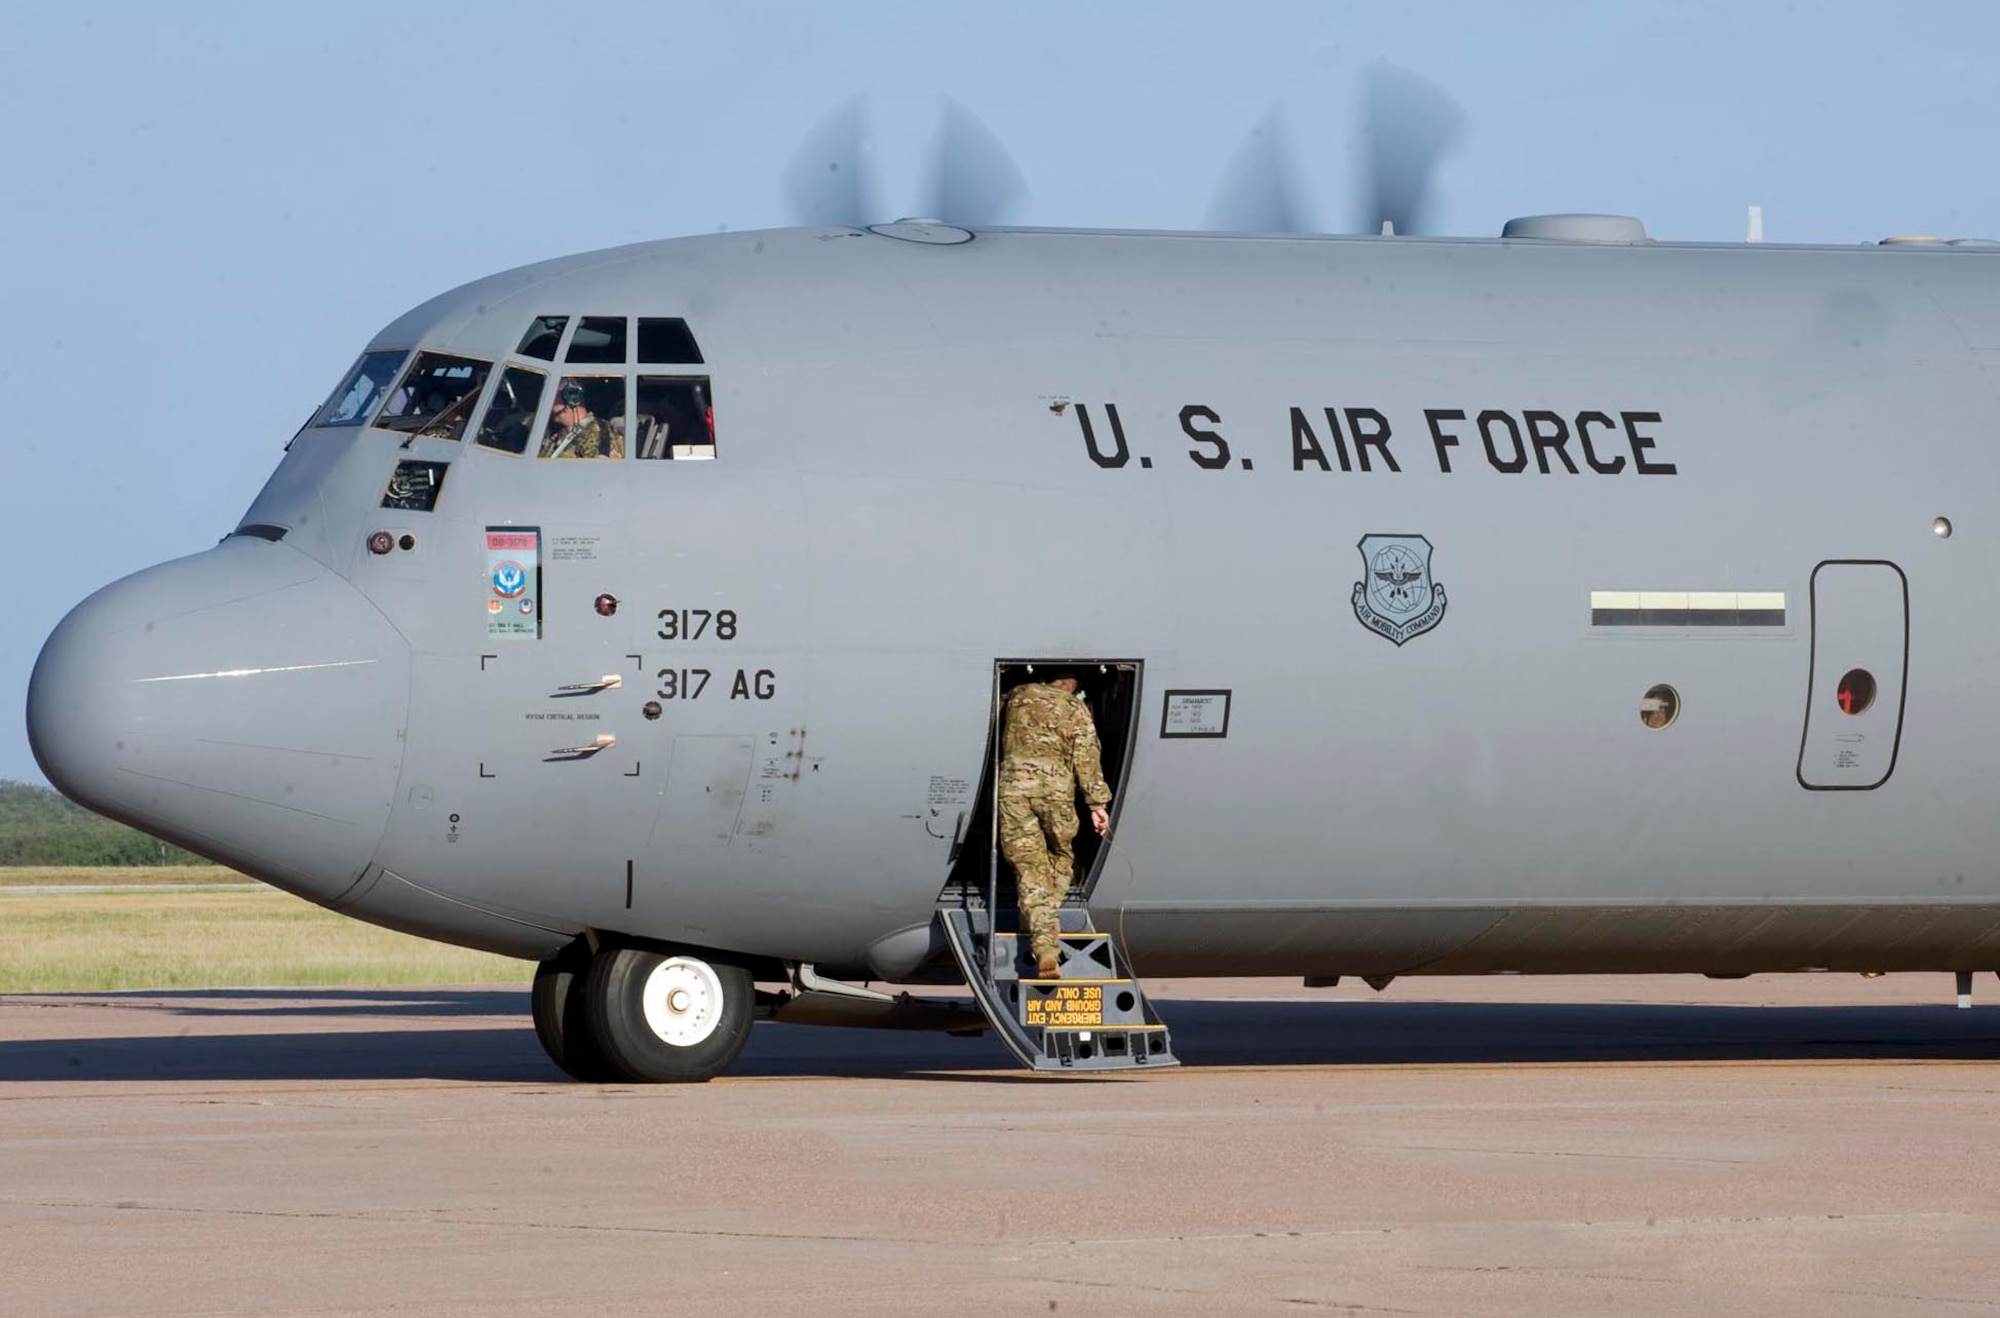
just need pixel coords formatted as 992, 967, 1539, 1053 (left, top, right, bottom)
5, 0, 2000, 784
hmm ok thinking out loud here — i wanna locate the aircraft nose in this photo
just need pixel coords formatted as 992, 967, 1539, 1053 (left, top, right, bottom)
26, 538, 412, 903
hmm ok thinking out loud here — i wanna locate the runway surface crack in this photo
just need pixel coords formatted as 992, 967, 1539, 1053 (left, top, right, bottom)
19, 1198, 889, 1245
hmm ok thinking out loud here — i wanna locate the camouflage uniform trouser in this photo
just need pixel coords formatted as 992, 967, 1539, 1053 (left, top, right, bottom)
999, 793, 1078, 963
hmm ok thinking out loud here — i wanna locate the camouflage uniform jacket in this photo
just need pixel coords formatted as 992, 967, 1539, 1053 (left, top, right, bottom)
998, 683, 1112, 806
541, 415, 619, 460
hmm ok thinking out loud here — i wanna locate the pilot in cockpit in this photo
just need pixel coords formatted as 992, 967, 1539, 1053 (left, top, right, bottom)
539, 378, 622, 459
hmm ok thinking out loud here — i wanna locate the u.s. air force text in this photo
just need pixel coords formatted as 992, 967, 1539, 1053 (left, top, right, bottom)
1073, 402, 1677, 476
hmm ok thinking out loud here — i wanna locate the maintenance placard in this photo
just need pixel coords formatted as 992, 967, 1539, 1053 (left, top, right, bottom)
1161, 689, 1231, 739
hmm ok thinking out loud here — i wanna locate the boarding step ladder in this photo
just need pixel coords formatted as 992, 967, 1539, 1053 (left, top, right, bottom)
938, 903, 1178, 1073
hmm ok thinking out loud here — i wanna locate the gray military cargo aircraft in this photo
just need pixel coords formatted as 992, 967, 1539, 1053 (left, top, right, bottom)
23, 87, 2000, 1081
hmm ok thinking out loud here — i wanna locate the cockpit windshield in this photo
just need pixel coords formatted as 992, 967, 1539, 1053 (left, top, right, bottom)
566, 316, 627, 364
516, 316, 567, 361
475, 366, 546, 455
539, 375, 625, 459
315, 349, 409, 428
372, 352, 493, 441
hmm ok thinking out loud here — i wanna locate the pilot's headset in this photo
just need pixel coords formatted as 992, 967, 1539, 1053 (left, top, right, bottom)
557, 379, 588, 410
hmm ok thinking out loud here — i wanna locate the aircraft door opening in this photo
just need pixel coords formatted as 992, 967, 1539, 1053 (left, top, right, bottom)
940, 661, 1143, 914
1797, 561, 1908, 791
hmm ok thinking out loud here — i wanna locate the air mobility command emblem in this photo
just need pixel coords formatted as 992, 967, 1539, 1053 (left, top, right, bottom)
1352, 534, 1446, 645
492, 561, 528, 600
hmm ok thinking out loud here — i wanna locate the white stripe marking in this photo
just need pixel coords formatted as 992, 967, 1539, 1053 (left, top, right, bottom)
132, 659, 378, 684
1590, 591, 1787, 613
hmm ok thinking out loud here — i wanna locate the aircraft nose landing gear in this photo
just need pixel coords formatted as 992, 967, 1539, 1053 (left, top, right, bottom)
531, 942, 756, 1083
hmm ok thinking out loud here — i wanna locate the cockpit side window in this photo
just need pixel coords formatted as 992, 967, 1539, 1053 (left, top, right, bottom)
516, 316, 568, 361
637, 318, 703, 364
539, 375, 626, 459
373, 352, 493, 441
565, 316, 627, 364
634, 376, 715, 460
474, 366, 547, 455
316, 349, 409, 428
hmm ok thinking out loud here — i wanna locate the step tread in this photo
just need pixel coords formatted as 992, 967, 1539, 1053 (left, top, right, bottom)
991, 929, 1108, 940
1040, 1023, 1168, 1032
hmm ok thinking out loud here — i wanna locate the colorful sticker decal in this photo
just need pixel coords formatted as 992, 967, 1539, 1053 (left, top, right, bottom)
486, 528, 541, 639
1352, 534, 1447, 646
492, 562, 527, 598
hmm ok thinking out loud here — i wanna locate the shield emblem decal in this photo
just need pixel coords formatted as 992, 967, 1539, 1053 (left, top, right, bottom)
1351, 534, 1447, 646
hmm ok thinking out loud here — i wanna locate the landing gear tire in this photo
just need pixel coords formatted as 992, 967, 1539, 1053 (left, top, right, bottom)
531, 944, 619, 1083
584, 946, 754, 1083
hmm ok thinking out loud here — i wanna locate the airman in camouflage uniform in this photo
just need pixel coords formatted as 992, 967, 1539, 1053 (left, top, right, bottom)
998, 671, 1112, 979
539, 379, 623, 460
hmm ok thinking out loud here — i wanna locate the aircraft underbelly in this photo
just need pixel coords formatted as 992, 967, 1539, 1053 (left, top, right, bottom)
1115, 903, 2000, 978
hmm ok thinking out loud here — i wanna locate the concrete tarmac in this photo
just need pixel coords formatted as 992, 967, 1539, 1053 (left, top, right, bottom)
3, 973, 1998, 1317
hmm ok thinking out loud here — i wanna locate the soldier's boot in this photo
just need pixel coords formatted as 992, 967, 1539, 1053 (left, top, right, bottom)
1036, 951, 1061, 980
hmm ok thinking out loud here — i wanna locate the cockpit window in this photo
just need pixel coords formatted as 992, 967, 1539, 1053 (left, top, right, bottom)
565, 316, 627, 364
474, 366, 547, 455
316, 349, 409, 428
539, 375, 625, 459
638, 318, 704, 364
516, 316, 567, 361
373, 352, 493, 441
635, 376, 715, 460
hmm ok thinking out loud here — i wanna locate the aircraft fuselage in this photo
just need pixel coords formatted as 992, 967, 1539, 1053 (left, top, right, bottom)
28, 222, 2000, 1075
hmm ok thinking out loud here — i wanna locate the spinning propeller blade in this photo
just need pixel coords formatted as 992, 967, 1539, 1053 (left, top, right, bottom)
783, 96, 874, 227
1355, 62, 1465, 237
1204, 64, 1466, 236
921, 98, 1030, 227
786, 97, 1028, 229
1203, 106, 1309, 234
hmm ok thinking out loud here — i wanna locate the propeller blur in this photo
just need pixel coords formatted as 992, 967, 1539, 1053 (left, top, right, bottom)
785, 96, 1028, 229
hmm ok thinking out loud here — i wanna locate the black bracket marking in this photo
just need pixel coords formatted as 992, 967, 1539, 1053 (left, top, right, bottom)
627, 653, 643, 671
945, 809, 967, 865
478, 762, 496, 779
624, 761, 642, 778
480, 654, 497, 671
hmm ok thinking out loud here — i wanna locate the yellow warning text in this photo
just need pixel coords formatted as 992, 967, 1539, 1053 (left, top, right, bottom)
1025, 983, 1105, 1028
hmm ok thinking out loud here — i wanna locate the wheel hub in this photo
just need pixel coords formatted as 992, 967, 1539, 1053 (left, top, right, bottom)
639, 957, 724, 1047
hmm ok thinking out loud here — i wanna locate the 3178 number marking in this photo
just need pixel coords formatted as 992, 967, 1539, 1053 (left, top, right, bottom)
657, 609, 737, 642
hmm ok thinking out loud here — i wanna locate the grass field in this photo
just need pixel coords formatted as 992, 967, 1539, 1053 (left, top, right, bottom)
0, 864, 254, 888
0, 887, 532, 992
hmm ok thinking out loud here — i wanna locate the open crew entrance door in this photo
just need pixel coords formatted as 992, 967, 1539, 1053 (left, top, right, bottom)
935, 660, 1177, 1073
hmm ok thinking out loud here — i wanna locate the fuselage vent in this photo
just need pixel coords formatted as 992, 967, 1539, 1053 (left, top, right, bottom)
1501, 214, 1650, 244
